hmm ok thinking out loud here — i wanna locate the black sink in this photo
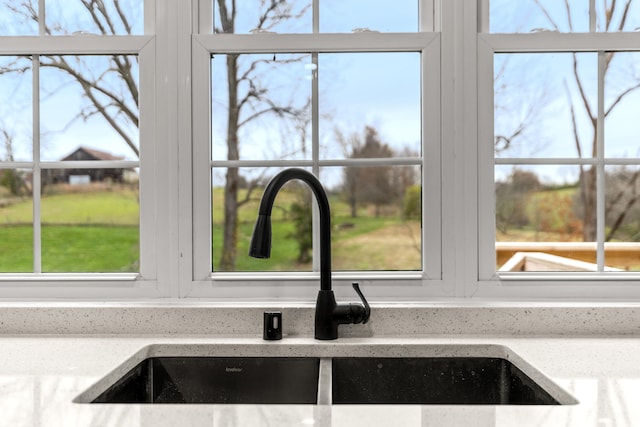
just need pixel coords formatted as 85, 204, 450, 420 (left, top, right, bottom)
331, 357, 560, 405
92, 357, 320, 404
81, 347, 574, 406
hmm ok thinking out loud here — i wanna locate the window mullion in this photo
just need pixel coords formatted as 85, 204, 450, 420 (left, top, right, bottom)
590, 0, 596, 32
191, 39, 214, 282
477, 0, 489, 33
311, 51, 320, 275
32, 55, 42, 274
477, 37, 496, 282
197, 33, 437, 53
420, 0, 435, 32
482, 32, 640, 53
34, 0, 44, 275
198, 0, 213, 34
39, 0, 45, 35
596, 51, 606, 271
313, 0, 319, 33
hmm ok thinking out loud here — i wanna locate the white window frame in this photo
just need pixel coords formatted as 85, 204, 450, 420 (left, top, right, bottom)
183, 0, 446, 301
2, 0, 639, 302
474, 0, 640, 299
0, 0, 172, 298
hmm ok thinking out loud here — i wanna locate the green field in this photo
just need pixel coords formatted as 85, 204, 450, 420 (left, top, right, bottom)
1, 186, 421, 273
0, 188, 140, 272
0, 225, 139, 272
212, 187, 421, 271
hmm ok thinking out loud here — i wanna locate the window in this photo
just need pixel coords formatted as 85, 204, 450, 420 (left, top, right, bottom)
478, 0, 640, 297
2, 0, 640, 301
188, 0, 441, 298
0, 0, 159, 296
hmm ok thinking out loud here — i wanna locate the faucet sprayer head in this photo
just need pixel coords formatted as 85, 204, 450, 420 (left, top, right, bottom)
249, 214, 272, 258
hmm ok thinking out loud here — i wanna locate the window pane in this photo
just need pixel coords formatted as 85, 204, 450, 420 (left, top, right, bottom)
212, 166, 422, 272
495, 165, 585, 244
490, 0, 589, 33
214, 0, 312, 34
320, 0, 419, 33
320, 166, 421, 271
495, 53, 597, 159
212, 166, 314, 273
46, 0, 143, 35
605, 165, 640, 271
596, 1, 640, 32
0, 1, 38, 35
211, 54, 312, 161
40, 170, 139, 272
495, 165, 597, 271
605, 52, 640, 158
496, 165, 598, 272
319, 53, 421, 160
0, 56, 32, 162
0, 169, 32, 272
0, 0, 143, 36
39, 55, 139, 161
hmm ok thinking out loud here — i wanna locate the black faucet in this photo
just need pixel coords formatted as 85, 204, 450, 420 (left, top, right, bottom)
249, 168, 370, 340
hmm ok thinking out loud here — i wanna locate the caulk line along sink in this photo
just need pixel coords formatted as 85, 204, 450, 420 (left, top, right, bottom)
75, 344, 578, 405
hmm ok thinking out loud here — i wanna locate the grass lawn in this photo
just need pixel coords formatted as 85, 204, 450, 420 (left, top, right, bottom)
213, 202, 420, 271
0, 225, 139, 272
0, 189, 139, 225
1, 185, 420, 272
0, 186, 140, 272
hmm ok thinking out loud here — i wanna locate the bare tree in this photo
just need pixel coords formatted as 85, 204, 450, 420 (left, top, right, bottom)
0, 0, 139, 158
533, 0, 640, 241
215, 0, 311, 270
495, 168, 541, 233
605, 167, 640, 241
342, 126, 397, 218
0, 130, 29, 196
494, 56, 550, 155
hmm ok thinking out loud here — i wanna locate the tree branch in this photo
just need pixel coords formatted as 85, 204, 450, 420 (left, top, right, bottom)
533, 0, 561, 30
606, 171, 640, 241
565, 81, 584, 159
605, 82, 640, 116
571, 52, 596, 129
564, 0, 574, 32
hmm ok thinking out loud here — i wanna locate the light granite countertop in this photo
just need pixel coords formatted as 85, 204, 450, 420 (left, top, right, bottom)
1, 334, 639, 427
0, 303, 639, 426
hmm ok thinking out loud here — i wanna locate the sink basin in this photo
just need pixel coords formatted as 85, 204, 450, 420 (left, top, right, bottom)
91, 357, 320, 404
76, 344, 576, 406
332, 357, 560, 405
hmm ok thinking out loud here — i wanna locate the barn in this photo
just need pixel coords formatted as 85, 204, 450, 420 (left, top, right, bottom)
43, 146, 128, 185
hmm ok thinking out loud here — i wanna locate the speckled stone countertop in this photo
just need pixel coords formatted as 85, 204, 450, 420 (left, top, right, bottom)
1, 303, 640, 426
0, 334, 638, 426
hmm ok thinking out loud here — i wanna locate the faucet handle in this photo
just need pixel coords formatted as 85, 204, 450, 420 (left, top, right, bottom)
351, 282, 371, 324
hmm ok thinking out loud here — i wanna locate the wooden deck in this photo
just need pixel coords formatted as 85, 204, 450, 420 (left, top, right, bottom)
496, 242, 640, 271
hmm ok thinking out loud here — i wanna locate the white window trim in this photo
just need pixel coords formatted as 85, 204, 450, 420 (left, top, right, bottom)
3, 1, 640, 302
0, 0, 171, 299
474, 15, 640, 298
185, 2, 444, 300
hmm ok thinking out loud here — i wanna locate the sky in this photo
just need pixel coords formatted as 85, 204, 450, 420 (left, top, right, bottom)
1, 0, 639, 187
492, 1, 640, 184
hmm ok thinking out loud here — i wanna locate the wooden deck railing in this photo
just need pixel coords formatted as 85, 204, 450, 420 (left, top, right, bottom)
496, 242, 640, 271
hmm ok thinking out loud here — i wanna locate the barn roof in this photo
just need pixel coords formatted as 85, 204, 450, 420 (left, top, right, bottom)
62, 146, 125, 161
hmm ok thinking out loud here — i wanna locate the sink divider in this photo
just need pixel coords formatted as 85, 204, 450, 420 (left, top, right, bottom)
317, 358, 332, 405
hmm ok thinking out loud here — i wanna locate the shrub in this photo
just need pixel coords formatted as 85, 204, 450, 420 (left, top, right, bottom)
403, 185, 421, 219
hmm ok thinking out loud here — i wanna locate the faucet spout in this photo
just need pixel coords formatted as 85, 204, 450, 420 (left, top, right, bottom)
249, 168, 332, 291
249, 168, 370, 340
